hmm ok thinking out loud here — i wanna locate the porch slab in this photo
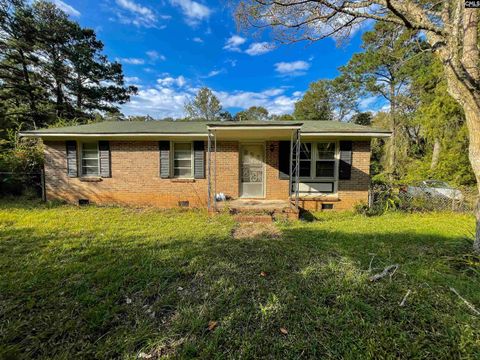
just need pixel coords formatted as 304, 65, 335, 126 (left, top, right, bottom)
217, 199, 292, 211
216, 199, 299, 222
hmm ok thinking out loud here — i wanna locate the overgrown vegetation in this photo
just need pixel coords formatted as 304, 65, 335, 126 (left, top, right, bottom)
1, 201, 479, 358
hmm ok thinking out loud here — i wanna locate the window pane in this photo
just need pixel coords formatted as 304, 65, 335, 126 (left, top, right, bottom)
316, 161, 335, 177
299, 161, 311, 177
174, 168, 191, 177
82, 165, 99, 176
174, 143, 192, 178
174, 159, 191, 168
300, 143, 311, 160
82, 142, 99, 176
82, 159, 99, 167
317, 143, 335, 159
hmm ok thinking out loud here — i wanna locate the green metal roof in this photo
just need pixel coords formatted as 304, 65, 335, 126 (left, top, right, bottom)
20, 120, 390, 135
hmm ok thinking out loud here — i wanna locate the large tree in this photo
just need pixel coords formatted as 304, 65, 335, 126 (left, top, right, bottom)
0, 0, 49, 129
234, 106, 269, 121
185, 87, 222, 121
293, 80, 333, 120
237, 0, 480, 252
340, 22, 421, 177
0, 0, 136, 130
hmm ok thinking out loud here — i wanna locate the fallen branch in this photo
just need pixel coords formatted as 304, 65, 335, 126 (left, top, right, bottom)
399, 289, 411, 307
450, 287, 480, 316
369, 264, 399, 282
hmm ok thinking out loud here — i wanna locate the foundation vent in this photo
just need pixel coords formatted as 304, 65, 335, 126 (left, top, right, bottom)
178, 201, 189, 208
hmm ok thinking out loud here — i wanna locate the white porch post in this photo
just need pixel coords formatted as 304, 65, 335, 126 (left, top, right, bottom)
289, 129, 301, 211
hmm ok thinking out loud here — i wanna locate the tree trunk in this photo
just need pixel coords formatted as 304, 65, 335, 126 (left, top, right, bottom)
430, 137, 441, 170
433, 8, 480, 252
18, 49, 37, 129
388, 82, 396, 178
463, 106, 480, 253
76, 73, 82, 111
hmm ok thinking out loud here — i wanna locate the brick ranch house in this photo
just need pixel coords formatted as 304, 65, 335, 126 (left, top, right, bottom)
21, 120, 390, 214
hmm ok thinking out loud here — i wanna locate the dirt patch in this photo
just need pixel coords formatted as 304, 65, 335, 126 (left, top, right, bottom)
232, 222, 281, 240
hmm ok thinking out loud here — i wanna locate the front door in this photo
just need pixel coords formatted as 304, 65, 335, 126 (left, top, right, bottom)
240, 144, 265, 198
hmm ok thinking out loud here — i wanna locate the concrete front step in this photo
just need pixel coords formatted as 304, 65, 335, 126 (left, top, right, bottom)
231, 209, 298, 222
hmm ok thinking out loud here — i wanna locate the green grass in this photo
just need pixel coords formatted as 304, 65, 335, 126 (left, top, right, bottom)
1, 200, 479, 359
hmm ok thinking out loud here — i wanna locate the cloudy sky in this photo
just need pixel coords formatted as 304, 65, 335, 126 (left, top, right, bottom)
50, 0, 383, 118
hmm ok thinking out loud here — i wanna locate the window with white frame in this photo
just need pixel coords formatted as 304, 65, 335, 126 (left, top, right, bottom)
296, 142, 337, 179
315, 142, 336, 178
173, 142, 193, 178
81, 142, 99, 176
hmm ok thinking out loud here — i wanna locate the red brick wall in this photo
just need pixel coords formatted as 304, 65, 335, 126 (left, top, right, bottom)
265, 141, 290, 200
43, 140, 370, 210
44, 140, 239, 208
337, 141, 371, 210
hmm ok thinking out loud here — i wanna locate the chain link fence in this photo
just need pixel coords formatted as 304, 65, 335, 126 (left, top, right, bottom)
366, 183, 478, 215
0, 171, 45, 200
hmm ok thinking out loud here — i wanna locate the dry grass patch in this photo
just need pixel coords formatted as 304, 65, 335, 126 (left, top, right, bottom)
232, 222, 281, 240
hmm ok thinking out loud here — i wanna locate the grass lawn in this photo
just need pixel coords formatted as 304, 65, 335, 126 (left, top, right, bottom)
1, 200, 479, 359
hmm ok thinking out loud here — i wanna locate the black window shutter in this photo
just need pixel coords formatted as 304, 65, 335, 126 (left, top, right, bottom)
339, 141, 353, 180
159, 141, 170, 178
193, 141, 205, 179
99, 141, 111, 178
66, 141, 78, 177
278, 141, 290, 180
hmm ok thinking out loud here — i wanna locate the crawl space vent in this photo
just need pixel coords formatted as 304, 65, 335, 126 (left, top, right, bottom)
78, 199, 90, 206
321, 203, 334, 210
178, 201, 189, 208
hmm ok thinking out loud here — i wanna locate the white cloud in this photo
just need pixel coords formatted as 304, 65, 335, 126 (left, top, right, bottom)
216, 88, 299, 115
223, 35, 246, 52
146, 50, 166, 61
225, 59, 237, 67
170, 0, 212, 26
49, 0, 80, 17
192, 37, 204, 43
157, 75, 186, 87
115, 0, 168, 28
124, 76, 140, 83
117, 57, 145, 65
274, 60, 310, 76
121, 78, 301, 118
245, 42, 273, 56
203, 69, 225, 78
358, 95, 379, 110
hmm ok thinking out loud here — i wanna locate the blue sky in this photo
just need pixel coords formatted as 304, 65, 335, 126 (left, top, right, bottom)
50, 0, 380, 118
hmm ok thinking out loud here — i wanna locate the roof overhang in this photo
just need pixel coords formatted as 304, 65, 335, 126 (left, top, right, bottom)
301, 132, 391, 139
206, 123, 303, 140
19, 128, 391, 141
18, 132, 208, 140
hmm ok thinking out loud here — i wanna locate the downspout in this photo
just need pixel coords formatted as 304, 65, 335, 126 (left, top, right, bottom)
295, 129, 301, 211
289, 131, 294, 209
207, 130, 211, 211
214, 130, 217, 211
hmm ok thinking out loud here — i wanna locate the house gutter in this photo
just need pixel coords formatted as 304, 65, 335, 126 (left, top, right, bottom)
301, 132, 391, 138
18, 132, 208, 138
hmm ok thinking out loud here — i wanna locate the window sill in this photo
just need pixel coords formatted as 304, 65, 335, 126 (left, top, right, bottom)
79, 177, 102, 182
171, 178, 195, 183
298, 178, 336, 183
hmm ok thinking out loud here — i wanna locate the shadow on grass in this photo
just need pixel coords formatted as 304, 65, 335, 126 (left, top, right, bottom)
0, 209, 479, 359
